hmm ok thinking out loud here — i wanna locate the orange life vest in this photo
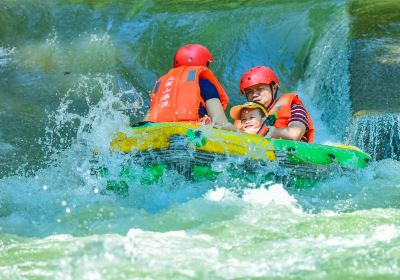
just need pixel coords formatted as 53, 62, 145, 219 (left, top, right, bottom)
234, 93, 314, 143
149, 66, 229, 123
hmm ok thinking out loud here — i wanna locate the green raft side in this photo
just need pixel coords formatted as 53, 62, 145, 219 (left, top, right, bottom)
271, 138, 371, 169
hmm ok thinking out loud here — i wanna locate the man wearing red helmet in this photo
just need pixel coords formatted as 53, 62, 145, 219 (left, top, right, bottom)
239, 66, 314, 142
144, 44, 235, 130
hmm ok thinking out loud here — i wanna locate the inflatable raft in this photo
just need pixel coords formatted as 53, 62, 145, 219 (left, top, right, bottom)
92, 122, 371, 192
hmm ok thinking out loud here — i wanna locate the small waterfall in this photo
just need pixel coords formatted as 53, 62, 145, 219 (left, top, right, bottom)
300, 6, 351, 143
346, 0, 400, 160
346, 114, 400, 161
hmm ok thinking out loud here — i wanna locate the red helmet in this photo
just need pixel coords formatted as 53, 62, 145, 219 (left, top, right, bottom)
239, 66, 280, 93
173, 44, 214, 67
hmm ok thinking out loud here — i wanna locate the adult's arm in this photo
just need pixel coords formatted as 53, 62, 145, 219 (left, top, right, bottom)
267, 121, 306, 141
142, 110, 150, 121
205, 98, 237, 131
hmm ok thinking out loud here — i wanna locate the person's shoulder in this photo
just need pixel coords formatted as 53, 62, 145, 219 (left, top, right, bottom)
281, 93, 308, 108
281, 92, 300, 98
199, 78, 214, 86
199, 78, 219, 100
199, 78, 218, 91
290, 102, 309, 126
291, 103, 307, 112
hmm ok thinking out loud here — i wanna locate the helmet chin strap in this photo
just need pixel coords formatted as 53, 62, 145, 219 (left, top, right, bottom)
271, 84, 279, 100
266, 84, 278, 110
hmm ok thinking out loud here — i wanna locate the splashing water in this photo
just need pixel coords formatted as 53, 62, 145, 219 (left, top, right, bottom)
0, 46, 15, 69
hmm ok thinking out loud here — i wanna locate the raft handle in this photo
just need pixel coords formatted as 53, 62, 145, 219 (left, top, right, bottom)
327, 153, 336, 162
131, 121, 152, 127
287, 147, 296, 154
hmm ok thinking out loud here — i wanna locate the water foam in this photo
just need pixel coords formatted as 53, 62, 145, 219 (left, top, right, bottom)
0, 46, 15, 68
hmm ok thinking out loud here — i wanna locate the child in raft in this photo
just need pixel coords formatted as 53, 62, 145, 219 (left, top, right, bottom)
229, 102, 269, 135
